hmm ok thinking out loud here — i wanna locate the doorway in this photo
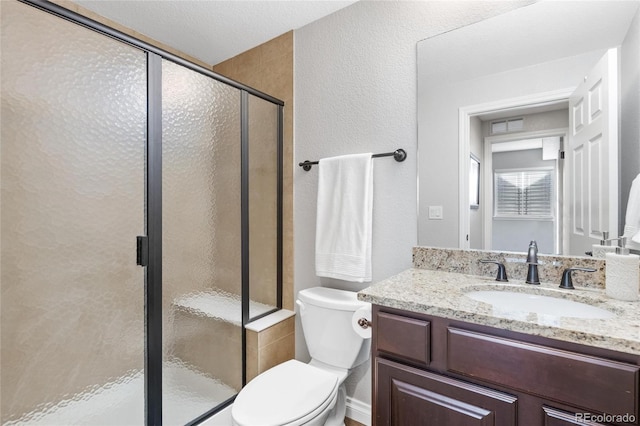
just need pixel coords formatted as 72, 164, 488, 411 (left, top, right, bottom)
459, 92, 571, 254
459, 49, 620, 257
481, 126, 566, 254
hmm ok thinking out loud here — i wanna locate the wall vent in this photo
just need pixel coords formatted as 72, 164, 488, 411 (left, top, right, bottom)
491, 118, 524, 134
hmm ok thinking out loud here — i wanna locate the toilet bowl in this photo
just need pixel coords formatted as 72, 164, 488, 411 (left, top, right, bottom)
232, 360, 340, 426
231, 287, 371, 426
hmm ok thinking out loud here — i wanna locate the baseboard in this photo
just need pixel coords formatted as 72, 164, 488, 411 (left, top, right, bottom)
346, 396, 371, 426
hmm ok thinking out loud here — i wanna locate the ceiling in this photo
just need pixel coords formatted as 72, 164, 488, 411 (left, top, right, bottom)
75, 0, 358, 66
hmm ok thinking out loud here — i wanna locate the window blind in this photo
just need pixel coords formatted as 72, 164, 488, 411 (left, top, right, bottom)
494, 169, 553, 218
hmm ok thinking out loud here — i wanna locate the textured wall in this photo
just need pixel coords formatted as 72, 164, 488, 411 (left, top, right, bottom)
293, 0, 534, 414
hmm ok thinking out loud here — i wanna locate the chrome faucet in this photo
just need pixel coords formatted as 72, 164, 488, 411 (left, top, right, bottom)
525, 240, 540, 285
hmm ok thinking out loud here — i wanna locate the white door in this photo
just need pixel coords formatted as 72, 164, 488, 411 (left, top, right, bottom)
567, 48, 618, 255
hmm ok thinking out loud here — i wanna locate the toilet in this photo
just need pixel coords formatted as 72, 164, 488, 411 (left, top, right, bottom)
231, 287, 371, 426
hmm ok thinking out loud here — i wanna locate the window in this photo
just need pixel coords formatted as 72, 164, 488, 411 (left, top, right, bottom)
494, 168, 553, 218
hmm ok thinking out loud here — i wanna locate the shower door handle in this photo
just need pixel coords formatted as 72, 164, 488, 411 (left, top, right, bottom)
136, 236, 148, 267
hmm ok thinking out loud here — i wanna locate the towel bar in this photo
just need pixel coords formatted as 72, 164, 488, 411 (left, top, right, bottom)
299, 148, 407, 171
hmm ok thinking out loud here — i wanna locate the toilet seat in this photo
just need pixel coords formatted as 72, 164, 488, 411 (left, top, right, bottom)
232, 360, 339, 426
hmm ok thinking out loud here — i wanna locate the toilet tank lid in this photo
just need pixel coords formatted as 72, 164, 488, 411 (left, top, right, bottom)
298, 287, 370, 311
232, 360, 338, 426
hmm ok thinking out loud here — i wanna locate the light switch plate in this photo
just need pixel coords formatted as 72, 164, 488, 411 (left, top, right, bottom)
428, 205, 443, 220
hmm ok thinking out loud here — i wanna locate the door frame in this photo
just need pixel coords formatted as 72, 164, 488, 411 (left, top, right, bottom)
458, 88, 575, 249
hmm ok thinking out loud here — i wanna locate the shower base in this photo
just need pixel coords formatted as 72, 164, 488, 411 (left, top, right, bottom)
8, 289, 276, 426
7, 361, 235, 426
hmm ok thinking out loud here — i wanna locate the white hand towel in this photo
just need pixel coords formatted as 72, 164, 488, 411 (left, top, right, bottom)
623, 173, 640, 250
315, 153, 373, 282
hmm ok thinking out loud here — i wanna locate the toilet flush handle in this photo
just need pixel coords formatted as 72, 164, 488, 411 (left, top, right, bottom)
296, 299, 305, 312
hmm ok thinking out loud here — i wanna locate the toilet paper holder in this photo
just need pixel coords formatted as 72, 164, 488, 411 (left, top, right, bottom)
357, 318, 372, 329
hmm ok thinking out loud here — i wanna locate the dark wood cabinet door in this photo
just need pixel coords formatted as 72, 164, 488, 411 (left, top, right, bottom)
376, 358, 517, 426
376, 311, 431, 367
447, 327, 639, 419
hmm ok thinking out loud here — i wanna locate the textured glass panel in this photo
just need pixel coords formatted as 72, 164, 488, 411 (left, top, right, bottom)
162, 59, 241, 423
1, 2, 146, 424
248, 95, 279, 318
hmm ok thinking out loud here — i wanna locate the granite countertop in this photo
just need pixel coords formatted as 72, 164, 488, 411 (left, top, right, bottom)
358, 268, 640, 356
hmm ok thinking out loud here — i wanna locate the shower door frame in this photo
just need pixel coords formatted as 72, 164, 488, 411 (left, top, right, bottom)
17, 1, 285, 425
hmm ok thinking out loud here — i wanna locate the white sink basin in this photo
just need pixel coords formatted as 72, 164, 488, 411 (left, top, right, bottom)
465, 290, 615, 319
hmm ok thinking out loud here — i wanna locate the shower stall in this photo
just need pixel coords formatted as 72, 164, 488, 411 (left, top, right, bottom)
1, 1, 283, 425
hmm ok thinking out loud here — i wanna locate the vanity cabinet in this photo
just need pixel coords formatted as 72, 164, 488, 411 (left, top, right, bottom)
372, 305, 640, 426
376, 358, 517, 425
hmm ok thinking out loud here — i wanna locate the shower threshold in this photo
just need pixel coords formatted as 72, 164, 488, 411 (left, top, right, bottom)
7, 361, 235, 426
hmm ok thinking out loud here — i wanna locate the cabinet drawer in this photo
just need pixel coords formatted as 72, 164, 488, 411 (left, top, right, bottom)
542, 406, 607, 426
376, 311, 430, 367
447, 327, 639, 421
376, 358, 517, 426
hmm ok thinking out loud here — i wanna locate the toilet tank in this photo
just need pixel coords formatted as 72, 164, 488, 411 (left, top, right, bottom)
297, 287, 371, 369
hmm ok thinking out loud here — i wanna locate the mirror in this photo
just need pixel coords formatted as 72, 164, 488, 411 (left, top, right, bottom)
417, 1, 640, 256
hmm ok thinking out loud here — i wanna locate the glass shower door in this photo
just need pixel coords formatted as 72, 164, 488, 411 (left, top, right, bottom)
161, 59, 242, 423
248, 94, 280, 318
1, 1, 147, 424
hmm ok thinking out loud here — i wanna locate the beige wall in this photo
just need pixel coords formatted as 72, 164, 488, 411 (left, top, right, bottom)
213, 32, 295, 311
246, 316, 295, 382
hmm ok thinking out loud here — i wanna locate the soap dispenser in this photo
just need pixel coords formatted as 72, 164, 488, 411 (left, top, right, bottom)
605, 237, 639, 301
592, 231, 616, 258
